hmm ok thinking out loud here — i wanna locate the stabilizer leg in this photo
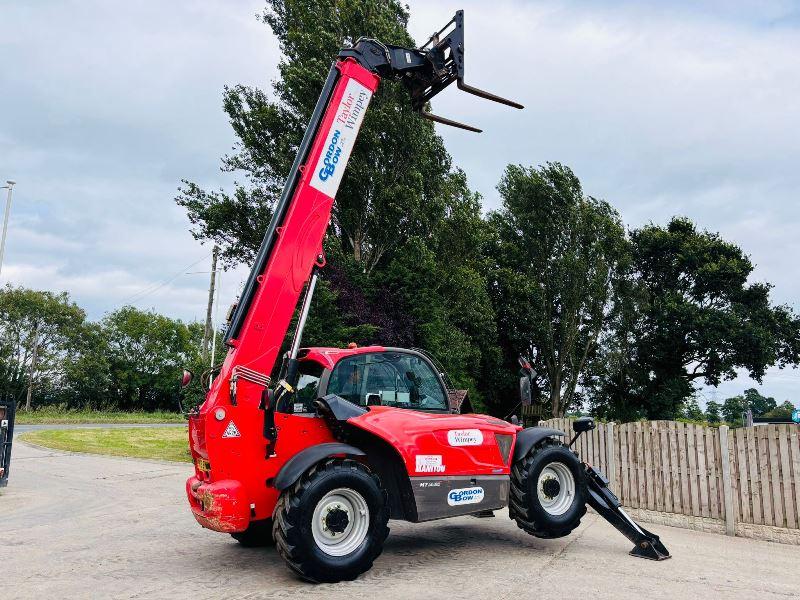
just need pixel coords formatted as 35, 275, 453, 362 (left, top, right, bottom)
584, 465, 671, 560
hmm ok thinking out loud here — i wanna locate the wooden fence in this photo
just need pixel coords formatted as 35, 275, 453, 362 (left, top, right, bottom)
540, 418, 800, 540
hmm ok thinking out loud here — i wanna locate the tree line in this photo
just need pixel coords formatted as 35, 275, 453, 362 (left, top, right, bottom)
0, 287, 215, 412
684, 388, 797, 427
176, 0, 800, 420
2, 271, 795, 422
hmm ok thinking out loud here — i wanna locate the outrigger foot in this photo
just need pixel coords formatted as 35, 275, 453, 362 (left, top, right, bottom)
584, 464, 671, 561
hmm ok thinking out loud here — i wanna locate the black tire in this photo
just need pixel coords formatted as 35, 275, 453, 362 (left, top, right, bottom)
272, 458, 390, 583
230, 519, 275, 547
509, 438, 587, 538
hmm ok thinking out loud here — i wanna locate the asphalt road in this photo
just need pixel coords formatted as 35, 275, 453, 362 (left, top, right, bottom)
4, 439, 799, 599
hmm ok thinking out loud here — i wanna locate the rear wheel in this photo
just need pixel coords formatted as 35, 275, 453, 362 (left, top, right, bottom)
272, 459, 389, 583
509, 439, 587, 538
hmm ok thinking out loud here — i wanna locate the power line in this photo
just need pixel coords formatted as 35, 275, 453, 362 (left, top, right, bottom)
118, 252, 213, 307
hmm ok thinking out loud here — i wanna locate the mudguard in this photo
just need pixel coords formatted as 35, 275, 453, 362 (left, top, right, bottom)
273, 442, 365, 490
512, 427, 565, 462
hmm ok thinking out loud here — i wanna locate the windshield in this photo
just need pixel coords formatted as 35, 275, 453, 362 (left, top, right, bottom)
326, 352, 448, 411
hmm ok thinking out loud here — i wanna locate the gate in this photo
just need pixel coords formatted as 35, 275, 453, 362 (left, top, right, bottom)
0, 399, 15, 487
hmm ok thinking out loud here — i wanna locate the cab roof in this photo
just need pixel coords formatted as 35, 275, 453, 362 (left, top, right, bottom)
298, 345, 386, 369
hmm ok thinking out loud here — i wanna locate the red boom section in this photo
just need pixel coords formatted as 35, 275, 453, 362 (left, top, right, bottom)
215, 59, 379, 401
187, 60, 380, 530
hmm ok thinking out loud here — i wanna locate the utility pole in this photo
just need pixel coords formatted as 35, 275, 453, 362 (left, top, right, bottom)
209, 268, 222, 389
25, 322, 41, 412
201, 246, 219, 364
0, 181, 16, 277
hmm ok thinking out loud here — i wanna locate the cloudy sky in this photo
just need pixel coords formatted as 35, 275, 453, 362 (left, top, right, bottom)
2, 0, 798, 403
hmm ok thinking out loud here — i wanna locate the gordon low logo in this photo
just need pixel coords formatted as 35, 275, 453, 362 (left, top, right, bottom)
447, 486, 484, 506
318, 129, 342, 182
447, 429, 483, 446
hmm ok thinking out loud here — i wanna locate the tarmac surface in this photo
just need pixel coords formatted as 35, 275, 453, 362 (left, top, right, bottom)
4, 436, 799, 599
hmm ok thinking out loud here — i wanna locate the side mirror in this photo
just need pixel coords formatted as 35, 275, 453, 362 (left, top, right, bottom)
572, 416, 596, 433
180, 370, 193, 389
519, 376, 531, 406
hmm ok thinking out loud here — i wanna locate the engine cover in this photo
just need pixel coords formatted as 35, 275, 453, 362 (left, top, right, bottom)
346, 406, 520, 520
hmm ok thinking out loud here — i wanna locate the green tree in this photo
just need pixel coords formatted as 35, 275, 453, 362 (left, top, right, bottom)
487, 163, 628, 417
101, 307, 201, 411
683, 397, 705, 421
376, 170, 499, 410
0, 286, 85, 410
721, 388, 784, 425
60, 321, 113, 409
722, 395, 746, 425
177, 0, 450, 271
705, 400, 722, 424
743, 387, 776, 416
763, 400, 796, 419
620, 218, 800, 419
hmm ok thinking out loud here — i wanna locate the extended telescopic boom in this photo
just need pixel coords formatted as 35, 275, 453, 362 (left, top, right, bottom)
210, 11, 522, 411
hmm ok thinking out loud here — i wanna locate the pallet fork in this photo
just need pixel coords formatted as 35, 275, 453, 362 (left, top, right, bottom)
570, 417, 671, 560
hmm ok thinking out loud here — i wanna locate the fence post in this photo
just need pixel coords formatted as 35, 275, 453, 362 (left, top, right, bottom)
719, 425, 736, 536
606, 422, 616, 493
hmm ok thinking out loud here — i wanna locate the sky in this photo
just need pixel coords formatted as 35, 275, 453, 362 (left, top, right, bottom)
1, 0, 798, 404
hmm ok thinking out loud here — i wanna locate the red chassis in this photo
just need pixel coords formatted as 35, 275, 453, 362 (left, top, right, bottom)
187, 342, 520, 532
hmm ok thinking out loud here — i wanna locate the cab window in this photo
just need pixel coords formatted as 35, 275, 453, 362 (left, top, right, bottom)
289, 360, 323, 413
326, 352, 447, 411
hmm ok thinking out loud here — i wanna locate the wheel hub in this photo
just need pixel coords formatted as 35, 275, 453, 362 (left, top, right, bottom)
541, 477, 561, 499
536, 461, 576, 516
324, 506, 350, 534
311, 488, 370, 557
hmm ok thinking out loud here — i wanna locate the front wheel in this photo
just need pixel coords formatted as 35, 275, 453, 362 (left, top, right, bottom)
272, 459, 389, 583
509, 439, 587, 538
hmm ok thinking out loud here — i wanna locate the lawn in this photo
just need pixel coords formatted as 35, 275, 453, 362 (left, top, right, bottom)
20, 427, 192, 462
15, 407, 186, 425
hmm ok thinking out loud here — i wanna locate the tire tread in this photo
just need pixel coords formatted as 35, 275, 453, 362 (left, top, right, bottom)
272, 458, 389, 583
508, 439, 587, 538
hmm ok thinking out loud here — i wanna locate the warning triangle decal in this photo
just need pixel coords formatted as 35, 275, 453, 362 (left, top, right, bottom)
222, 420, 241, 438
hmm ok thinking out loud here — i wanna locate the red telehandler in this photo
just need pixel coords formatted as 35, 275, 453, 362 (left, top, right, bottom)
184, 11, 670, 582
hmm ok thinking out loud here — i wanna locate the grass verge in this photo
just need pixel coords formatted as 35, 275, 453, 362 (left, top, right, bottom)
15, 408, 186, 425
20, 427, 191, 462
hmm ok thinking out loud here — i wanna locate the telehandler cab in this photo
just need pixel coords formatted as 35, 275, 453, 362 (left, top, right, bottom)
185, 11, 670, 583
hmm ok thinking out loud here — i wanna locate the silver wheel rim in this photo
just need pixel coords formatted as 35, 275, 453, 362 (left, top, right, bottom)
537, 461, 576, 516
311, 488, 370, 557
